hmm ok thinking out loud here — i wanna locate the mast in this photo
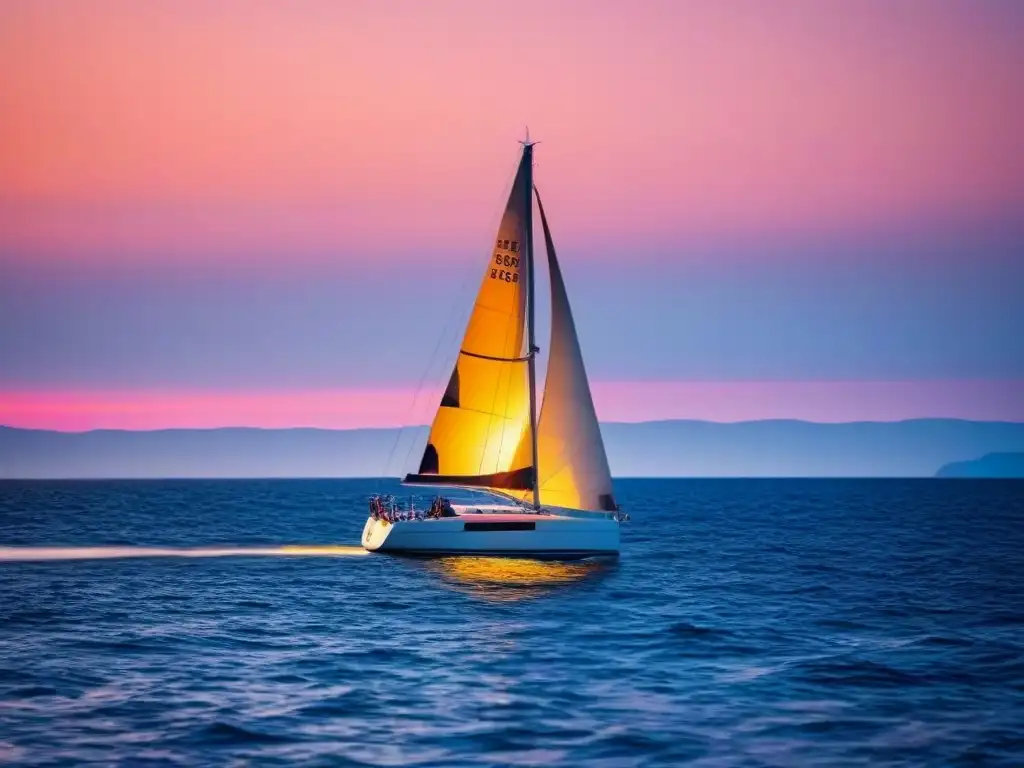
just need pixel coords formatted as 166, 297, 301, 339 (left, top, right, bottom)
522, 137, 540, 509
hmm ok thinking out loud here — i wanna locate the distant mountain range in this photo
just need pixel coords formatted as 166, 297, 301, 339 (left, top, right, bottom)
3, 419, 1024, 479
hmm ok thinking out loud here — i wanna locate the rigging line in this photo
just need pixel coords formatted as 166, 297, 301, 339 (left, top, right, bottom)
394, 316, 463, 479
384, 289, 465, 478
487, 268, 528, 480
444, 400, 520, 420
531, 188, 610, 501
394, 151, 523, 481
411, 289, 523, 482
387, 260, 481, 481
409, 396, 528, 424
524, 415, 610, 512
530, 426, 610, 498
474, 153, 528, 481
476, 290, 517, 479
474, 486, 528, 506
493, 330, 520, 485
494, 260, 534, 491
535, 432, 589, 490
474, 299, 517, 315
476, 292, 525, 480
532, 396, 610, 496
533, 443, 611, 501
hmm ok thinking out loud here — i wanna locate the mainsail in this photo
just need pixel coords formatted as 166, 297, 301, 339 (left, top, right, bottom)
508, 189, 617, 512
404, 147, 535, 494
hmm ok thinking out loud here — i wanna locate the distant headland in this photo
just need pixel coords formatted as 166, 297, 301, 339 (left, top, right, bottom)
3, 419, 1024, 479
935, 452, 1024, 478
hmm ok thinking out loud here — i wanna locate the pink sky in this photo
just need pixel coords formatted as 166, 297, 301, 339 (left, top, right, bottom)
3, 381, 1021, 432
2, 1, 1021, 430
1, 0, 1021, 263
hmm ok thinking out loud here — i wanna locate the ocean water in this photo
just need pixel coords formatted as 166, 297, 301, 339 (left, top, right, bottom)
1, 479, 1022, 767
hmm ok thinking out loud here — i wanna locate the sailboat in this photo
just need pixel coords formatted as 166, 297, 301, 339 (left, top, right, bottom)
362, 138, 624, 559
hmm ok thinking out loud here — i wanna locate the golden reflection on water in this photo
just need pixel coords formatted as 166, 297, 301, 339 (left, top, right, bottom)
423, 556, 616, 602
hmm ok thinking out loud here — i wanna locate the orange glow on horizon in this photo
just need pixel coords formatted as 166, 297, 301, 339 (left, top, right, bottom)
2, 381, 1021, 432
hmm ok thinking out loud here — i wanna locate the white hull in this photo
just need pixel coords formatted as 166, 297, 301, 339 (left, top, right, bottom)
361, 510, 619, 559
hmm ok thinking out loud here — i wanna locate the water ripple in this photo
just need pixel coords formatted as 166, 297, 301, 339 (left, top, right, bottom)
1, 478, 1023, 766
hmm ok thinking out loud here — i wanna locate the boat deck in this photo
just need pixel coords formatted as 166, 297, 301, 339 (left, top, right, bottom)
448, 507, 553, 523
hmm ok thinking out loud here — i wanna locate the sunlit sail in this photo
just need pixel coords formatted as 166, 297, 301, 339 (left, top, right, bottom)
404, 148, 536, 497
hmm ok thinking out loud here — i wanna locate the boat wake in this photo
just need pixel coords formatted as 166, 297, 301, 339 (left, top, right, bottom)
0, 545, 369, 562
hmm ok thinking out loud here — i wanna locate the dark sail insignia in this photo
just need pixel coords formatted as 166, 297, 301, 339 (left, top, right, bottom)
440, 366, 460, 408
418, 444, 440, 474
404, 465, 535, 491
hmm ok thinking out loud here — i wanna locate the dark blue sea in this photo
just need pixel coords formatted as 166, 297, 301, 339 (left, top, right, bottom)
1, 479, 1022, 767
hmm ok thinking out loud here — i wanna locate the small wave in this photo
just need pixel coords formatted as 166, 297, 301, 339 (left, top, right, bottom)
265, 673, 311, 685
71, 637, 173, 654
0, 545, 368, 562
914, 634, 975, 648
598, 728, 673, 753
296, 702, 355, 719
8, 686, 57, 699
200, 721, 297, 745
799, 658, 923, 687
2, 608, 58, 626
368, 599, 413, 610
975, 612, 1024, 628
815, 618, 874, 631
0, 742, 27, 765
1, 478, 1020, 766
668, 621, 727, 638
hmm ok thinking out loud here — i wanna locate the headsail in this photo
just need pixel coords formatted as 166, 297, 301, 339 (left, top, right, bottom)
509, 188, 617, 512
404, 148, 535, 494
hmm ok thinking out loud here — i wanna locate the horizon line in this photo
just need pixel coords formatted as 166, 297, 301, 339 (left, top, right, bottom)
0, 476, 1002, 482
4, 381, 1021, 431
4, 415, 1024, 435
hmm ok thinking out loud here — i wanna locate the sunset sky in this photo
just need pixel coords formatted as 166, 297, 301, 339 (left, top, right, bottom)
2, 0, 1022, 430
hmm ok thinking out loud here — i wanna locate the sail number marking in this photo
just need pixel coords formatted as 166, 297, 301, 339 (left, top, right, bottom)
490, 240, 521, 283
491, 267, 519, 283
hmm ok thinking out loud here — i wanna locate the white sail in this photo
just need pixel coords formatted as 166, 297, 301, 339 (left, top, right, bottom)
404, 148, 535, 494
510, 188, 617, 512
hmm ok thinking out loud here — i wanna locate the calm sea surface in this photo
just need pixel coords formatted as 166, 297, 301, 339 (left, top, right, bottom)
1, 479, 1022, 767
